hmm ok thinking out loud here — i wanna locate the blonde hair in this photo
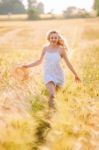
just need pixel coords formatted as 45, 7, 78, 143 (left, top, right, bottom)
47, 30, 69, 51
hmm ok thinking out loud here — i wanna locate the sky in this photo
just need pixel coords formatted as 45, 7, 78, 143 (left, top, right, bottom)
23, 0, 94, 14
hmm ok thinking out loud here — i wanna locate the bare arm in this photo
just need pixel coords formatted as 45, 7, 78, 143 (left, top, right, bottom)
23, 48, 46, 68
61, 48, 81, 81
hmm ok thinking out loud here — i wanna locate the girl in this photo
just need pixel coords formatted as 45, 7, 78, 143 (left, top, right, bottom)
22, 30, 81, 110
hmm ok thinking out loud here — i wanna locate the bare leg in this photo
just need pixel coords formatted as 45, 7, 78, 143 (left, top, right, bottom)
46, 81, 56, 109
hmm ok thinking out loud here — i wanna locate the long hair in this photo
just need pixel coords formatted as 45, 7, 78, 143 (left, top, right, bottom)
47, 30, 69, 51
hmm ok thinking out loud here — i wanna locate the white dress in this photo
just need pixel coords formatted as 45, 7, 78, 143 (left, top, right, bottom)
43, 48, 65, 87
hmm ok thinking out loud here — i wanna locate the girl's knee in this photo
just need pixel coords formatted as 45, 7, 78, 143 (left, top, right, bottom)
49, 93, 55, 99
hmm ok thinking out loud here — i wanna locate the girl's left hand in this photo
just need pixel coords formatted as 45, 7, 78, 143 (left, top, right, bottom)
75, 75, 81, 82
21, 65, 28, 68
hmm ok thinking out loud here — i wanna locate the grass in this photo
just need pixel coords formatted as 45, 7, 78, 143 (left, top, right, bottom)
83, 27, 99, 40
0, 14, 27, 21
0, 18, 99, 150
0, 14, 65, 21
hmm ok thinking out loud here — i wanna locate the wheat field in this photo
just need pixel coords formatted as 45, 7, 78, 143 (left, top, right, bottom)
0, 18, 99, 150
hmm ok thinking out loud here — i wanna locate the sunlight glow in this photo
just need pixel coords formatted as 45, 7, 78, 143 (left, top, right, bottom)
23, 0, 94, 14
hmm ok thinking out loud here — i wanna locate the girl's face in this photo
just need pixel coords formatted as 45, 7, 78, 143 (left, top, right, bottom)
49, 33, 59, 46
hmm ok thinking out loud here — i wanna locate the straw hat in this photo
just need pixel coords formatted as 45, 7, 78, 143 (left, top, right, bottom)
13, 66, 29, 81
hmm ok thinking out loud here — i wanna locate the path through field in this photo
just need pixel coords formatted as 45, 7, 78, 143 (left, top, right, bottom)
0, 28, 22, 45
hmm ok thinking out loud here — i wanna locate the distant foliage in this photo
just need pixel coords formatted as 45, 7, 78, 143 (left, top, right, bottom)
27, 8, 40, 20
63, 7, 90, 18
27, 0, 44, 20
93, 0, 99, 16
0, 0, 26, 14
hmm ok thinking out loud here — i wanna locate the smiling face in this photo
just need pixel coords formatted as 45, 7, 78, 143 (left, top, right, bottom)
49, 33, 59, 46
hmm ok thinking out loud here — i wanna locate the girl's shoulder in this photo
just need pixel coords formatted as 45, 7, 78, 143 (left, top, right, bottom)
42, 44, 50, 53
58, 46, 68, 57
58, 45, 64, 52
